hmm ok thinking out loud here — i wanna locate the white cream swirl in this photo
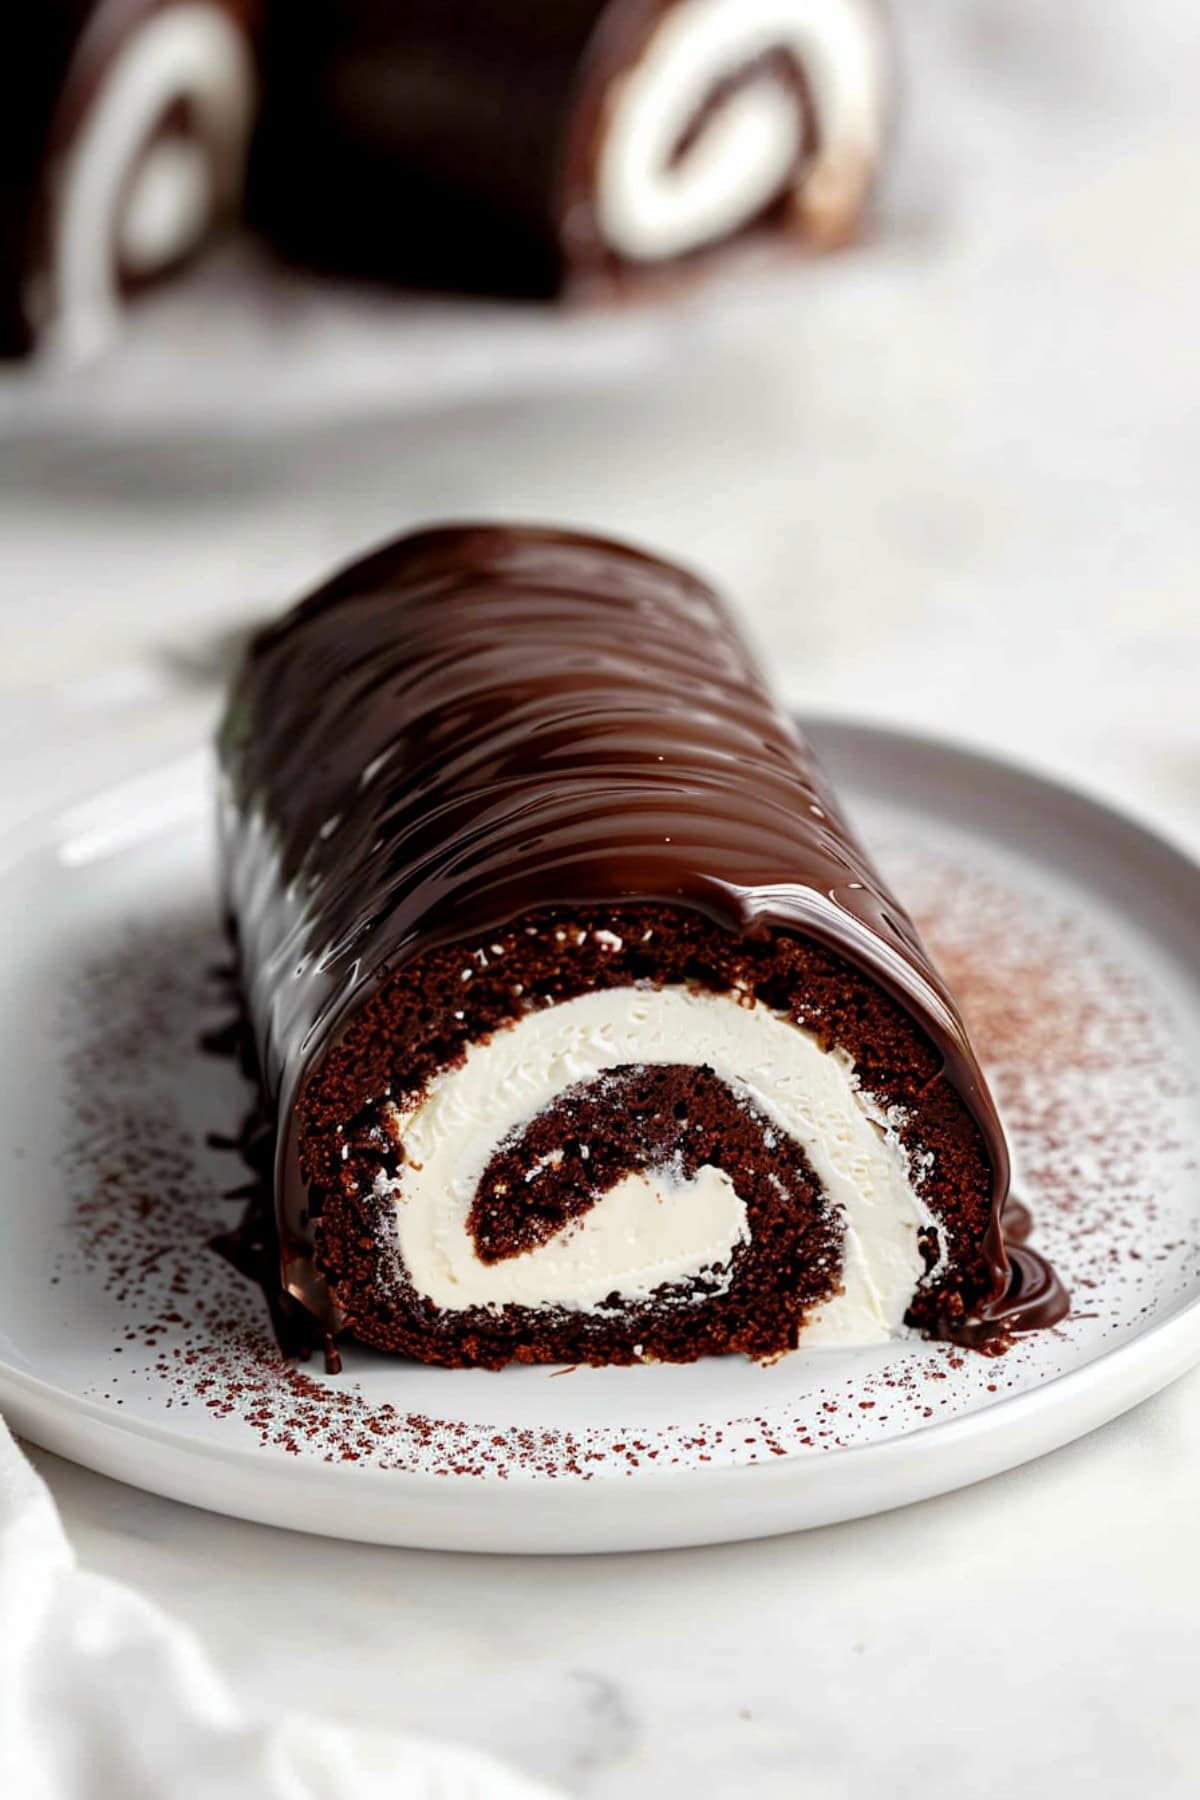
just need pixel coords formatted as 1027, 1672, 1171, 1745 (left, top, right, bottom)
592, 0, 887, 263
378, 985, 936, 1346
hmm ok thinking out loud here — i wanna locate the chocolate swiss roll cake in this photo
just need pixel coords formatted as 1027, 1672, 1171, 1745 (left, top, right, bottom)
2, 1, 259, 358
248, 0, 890, 297
218, 524, 1066, 1369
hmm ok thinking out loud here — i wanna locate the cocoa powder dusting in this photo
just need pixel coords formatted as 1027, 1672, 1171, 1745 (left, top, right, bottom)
51, 845, 1199, 1478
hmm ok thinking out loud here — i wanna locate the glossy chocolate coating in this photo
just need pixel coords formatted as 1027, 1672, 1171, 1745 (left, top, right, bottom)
219, 524, 1024, 1331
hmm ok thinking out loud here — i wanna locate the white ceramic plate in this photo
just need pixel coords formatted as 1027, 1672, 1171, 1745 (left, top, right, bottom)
0, 241, 677, 436
1, 723, 1198, 1553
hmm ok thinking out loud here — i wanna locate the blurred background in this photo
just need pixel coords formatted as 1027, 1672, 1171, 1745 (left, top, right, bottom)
1, 0, 1197, 854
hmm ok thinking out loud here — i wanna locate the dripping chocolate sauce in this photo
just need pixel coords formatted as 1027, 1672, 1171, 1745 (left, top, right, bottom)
203, 968, 343, 1374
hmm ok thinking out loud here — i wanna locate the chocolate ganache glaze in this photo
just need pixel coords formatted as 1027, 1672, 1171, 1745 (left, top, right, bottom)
218, 524, 1066, 1348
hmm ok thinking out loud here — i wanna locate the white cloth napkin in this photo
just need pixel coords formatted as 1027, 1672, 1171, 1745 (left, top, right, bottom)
0, 1420, 556, 1800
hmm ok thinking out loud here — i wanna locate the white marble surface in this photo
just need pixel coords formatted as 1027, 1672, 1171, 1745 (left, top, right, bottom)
2, 2, 1200, 1794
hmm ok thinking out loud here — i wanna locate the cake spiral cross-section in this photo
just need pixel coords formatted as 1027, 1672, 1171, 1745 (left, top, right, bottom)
248, 0, 889, 296
217, 524, 1067, 1368
2, 0, 259, 359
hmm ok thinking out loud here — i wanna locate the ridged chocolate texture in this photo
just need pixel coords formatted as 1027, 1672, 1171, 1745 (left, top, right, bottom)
218, 523, 1013, 1292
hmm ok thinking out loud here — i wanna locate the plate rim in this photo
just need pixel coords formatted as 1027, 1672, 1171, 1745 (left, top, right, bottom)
6, 1294, 1200, 1551
4, 718, 1200, 1551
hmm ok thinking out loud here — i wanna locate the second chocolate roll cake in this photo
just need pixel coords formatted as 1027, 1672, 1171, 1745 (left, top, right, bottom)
249, 0, 890, 296
219, 524, 1051, 1368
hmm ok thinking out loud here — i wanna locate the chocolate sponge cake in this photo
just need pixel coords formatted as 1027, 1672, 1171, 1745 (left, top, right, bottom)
249, 0, 890, 297
218, 524, 1066, 1368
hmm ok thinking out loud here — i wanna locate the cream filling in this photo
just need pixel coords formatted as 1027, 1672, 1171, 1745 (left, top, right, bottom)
593, 0, 887, 263
378, 985, 937, 1345
48, 4, 256, 358
119, 133, 216, 277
